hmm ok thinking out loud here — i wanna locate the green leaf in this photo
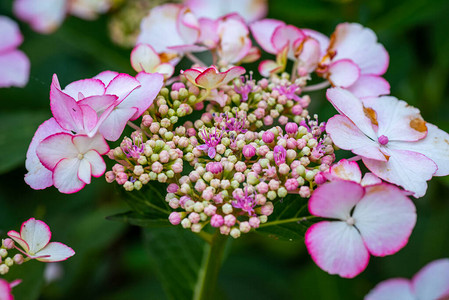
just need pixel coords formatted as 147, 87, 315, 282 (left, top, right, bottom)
255, 194, 314, 241
0, 111, 49, 174
143, 227, 206, 300
116, 183, 170, 216
107, 211, 170, 228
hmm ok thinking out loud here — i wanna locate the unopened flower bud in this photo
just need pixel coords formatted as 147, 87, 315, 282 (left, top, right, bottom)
0, 264, 9, 275
181, 218, 191, 228
224, 215, 236, 227
249, 217, 260, 228
242, 145, 256, 158
239, 222, 251, 233
230, 228, 241, 239
4, 257, 13, 267
262, 131, 275, 144
13, 254, 24, 265
220, 225, 230, 235
211, 214, 224, 227
299, 186, 311, 198
2, 239, 14, 249
222, 203, 233, 214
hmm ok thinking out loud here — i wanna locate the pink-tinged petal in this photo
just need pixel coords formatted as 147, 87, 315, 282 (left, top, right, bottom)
25, 118, 67, 190
309, 181, 364, 220
13, 0, 67, 34
72, 134, 109, 155
177, 6, 200, 45
53, 157, 84, 194
305, 221, 369, 278
240, 47, 261, 63
327, 59, 360, 88
302, 28, 329, 58
250, 19, 285, 54
84, 150, 106, 177
363, 149, 437, 198
388, 124, 449, 176
37, 133, 78, 171
326, 88, 378, 139
7, 230, 30, 253
35, 242, 75, 262
79, 104, 98, 135
326, 115, 387, 161
271, 24, 305, 59
154, 63, 175, 79
78, 94, 117, 116
62, 78, 105, 100
360, 173, 382, 186
352, 183, 416, 256
0, 50, 30, 88
125, 72, 164, 120
295, 37, 321, 74
329, 159, 362, 183
363, 96, 427, 142
182, 69, 202, 84
99, 107, 137, 141
0, 279, 13, 300
195, 67, 227, 89
20, 218, 52, 254
93, 70, 119, 86
222, 66, 246, 84
412, 258, 449, 299
131, 43, 161, 73
78, 94, 119, 137
365, 278, 415, 300
258, 60, 282, 77
167, 44, 207, 53
330, 23, 389, 75
68, 0, 110, 20
198, 18, 219, 48
347, 75, 390, 99
217, 15, 252, 64
0, 16, 23, 52
105, 73, 140, 103
77, 159, 92, 184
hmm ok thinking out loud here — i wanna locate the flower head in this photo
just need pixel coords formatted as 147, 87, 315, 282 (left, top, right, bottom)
232, 187, 257, 216
273, 145, 287, 165
197, 128, 223, 159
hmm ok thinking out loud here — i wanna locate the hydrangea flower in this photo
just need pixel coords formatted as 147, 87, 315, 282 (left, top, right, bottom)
324, 159, 382, 186
182, 66, 245, 90
131, 43, 174, 79
365, 258, 449, 300
305, 180, 416, 278
8, 218, 75, 262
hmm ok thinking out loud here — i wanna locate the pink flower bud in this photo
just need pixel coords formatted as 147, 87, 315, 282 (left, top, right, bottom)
296, 139, 307, 150
285, 178, 299, 191
213, 193, 224, 204
116, 172, 128, 185
179, 196, 190, 208
188, 212, 200, 224
220, 225, 230, 235
240, 221, 251, 233
279, 163, 290, 175
13, 254, 24, 265
268, 179, 280, 191
299, 186, 311, 198
105, 171, 116, 183
206, 162, 223, 174
151, 162, 163, 173
189, 85, 200, 95
189, 171, 200, 182
159, 104, 169, 115
249, 217, 260, 228
279, 116, 288, 125
167, 183, 179, 193
172, 163, 183, 173
258, 145, 270, 156
242, 145, 256, 158
300, 95, 311, 107
252, 163, 262, 174
169, 199, 179, 209
256, 194, 267, 205
142, 115, 153, 127
202, 188, 215, 201
169, 212, 182, 225
257, 182, 269, 194
314, 172, 327, 185
112, 164, 125, 173
2, 239, 14, 249
263, 115, 273, 126
159, 150, 169, 163
262, 131, 275, 144
261, 202, 274, 216
187, 128, 197, 137
254, 108, 266, 119
194, 102, 204, 110
292, 104, 303, 115
172, 82, 185, 91
224, 215, 236, 227
150, 122, 160, 133
195, 180, 206, 192
204, 205, 217, 216
286, 122, 298, 134
211, 214, 224, 227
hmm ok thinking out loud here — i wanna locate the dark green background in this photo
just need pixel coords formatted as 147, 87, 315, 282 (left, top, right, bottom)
1, 0, 449, 299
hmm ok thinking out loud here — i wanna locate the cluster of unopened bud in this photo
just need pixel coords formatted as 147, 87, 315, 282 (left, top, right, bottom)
0, 239, 24, 275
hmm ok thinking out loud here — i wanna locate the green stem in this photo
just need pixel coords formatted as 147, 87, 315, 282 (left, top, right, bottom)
259, 216, 316, 228
193, 231, 228, 300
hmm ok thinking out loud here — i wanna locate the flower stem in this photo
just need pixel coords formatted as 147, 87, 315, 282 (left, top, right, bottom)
258, 216, 316, 228
193, 231, 228, 300
186, 52, 207, 67
302, 81, 331, 92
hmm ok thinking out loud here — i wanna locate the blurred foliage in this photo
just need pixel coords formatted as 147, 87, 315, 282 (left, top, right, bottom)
1, 0, 449, 299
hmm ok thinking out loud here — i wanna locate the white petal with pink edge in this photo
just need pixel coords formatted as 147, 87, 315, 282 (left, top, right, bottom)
363, 148, 437, 198
72, 134, 109, 155
388, 123, 449, 177
258, 60, 281, 77
329, 159, 362, 183
412, 258, 449, 300
302, 28, 329, 58
19, 218, 52, 254
7, 230, 30, 253
352, 184, 416, 256
105, 73, 140, 103
309, 181, 364, 220
305, 221, 369, 278
195, 68, 227, 89
13, 0, 67, 34
347, 75, 390, 99
363, 96, 427, 142
217, 16, 252, 64
327, 59, 360, 88
365, 278, 415, 300
0, 16, 23, 52
131, 44, 161, 73
271, 25, 305, 59
360, 173, 382, 186
99, 107, 138, 141
250, 19, 285, 54
53, 158, 84, 194
35, 242, 75, 262
296, 37, 321, 75
77, 159, 92, 184
62, 78, 105, 100
94, 71, 119, 86
37, 133, 78, 170
0, 50, 30, 88
83, 150, 106, 177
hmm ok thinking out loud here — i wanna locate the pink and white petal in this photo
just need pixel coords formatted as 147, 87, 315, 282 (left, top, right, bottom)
124, 72, 164, 120
195, 68, 227, 89
25, 118, 67, 190
347, 75, 390, 99
167, 44, 207, 53
360, 173, 382, 186
35, 242, 75, 262
309, 181, 364, 219
352, 183, 416, 256
53, 158, 84, 194
0, 50, 30, 88
177, 6, 200, 45
412, 258, 449, 300
365, 278, 415, 300
302, 28, 329, 58
330, 23, 389, 76
327, 59, 360, 88
240, 47, 261, 63
388, 124, 449, 177
13, 0, 67, 34
363, 96, 427, 142
99, 107, 138, 141
72, 134, 109, 155
326, 88, 377, 139
250, 19, 285, 54
329, 159, 362, 183
0, 279, 13, 300
296, 37, 321, 74
105, 73, 140, 103
305, 221, 369, 278
0, 16, 23, 52
62, 78, 105, 100
258, 60, 281, 77
20, 218, 52, 254
78, 94, 118, 116
271, 25, 305, 59
326, 115, 387, 161
222, 66, 246, 84
77, 159, 92, 184
198, 18, 219, 48
37, 133, 78, 170
217, 17, 252, 64
182, 69, 201, 84
362, 149, 437, 198
7, 230, 30, 253
79, 104, 99, 135
154, 63, 175, 79
131, 43, 161, 73
83, 150, 106, 177
93, 70, 119, 86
